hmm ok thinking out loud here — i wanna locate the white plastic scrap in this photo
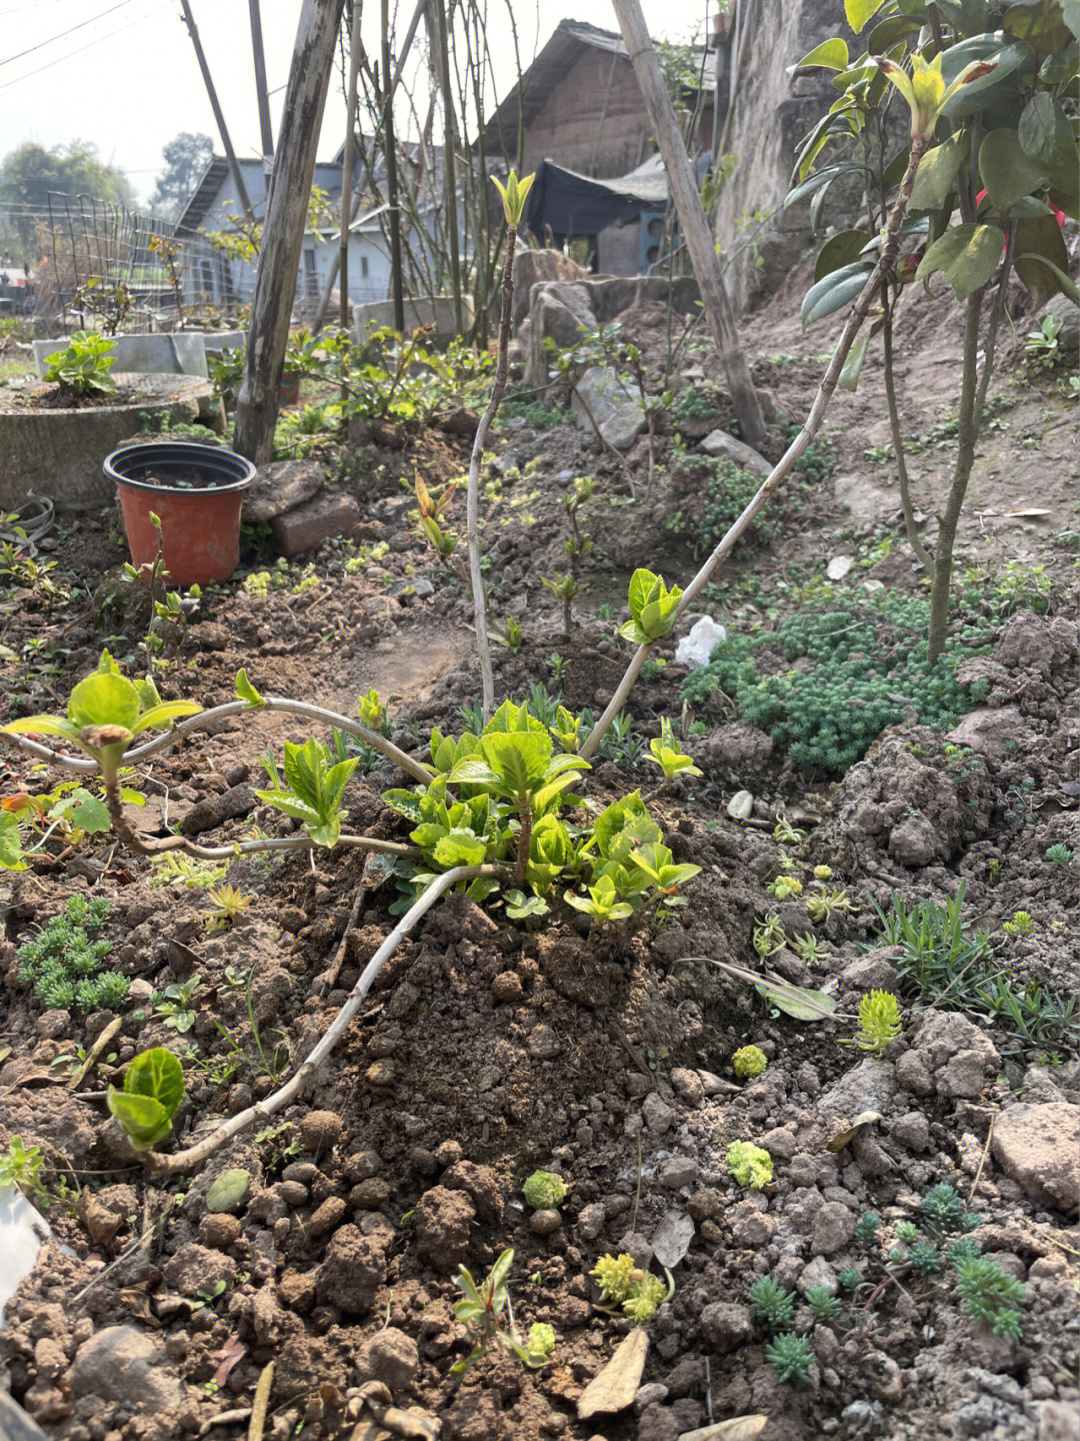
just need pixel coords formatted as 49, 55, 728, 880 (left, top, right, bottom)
675, 615, 727, 668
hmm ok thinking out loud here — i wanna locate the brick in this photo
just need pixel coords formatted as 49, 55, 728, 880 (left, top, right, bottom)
272, 492, 361, 556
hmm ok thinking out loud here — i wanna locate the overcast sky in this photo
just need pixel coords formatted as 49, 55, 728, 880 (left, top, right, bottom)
1, 0, 714, 206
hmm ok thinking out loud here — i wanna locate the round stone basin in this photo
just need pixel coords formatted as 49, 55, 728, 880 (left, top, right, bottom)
0, 373, 216, 511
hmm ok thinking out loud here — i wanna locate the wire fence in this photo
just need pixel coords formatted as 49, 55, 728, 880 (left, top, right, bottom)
0, 195, 393, 334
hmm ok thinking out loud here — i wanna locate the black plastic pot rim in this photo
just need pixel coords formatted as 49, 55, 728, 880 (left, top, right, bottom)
103, 444, 255, 497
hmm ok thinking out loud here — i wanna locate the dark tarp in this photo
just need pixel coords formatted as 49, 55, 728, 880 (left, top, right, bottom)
521, 158, 664, 238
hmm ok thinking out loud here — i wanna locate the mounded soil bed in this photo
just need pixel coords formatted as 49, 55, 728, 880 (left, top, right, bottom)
0, 277, 1077, 1441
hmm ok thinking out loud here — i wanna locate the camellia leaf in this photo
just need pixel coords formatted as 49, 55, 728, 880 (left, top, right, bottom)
939, 37, 1031, 117
794, 37, 850, 70
845, 0, 886, 33
814, 230, 874, 282
801, 262, 874, 326
916, 223, 1004, 299
1064, 0, 1080, 38
908, 133, 968, 211
979, 128, 1049, 210
1018, 94, 1080, 196
1013, 215, 1080, 305
838, 331, 872, 391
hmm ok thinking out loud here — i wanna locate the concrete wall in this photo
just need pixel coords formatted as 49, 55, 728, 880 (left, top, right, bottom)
597, 219, 643, 277
713, 0, 857, 311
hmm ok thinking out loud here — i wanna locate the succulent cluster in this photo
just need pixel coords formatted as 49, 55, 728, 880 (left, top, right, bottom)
732, 1045, 768, 1080
725, 1141, 773, 1190
855, 990, 902, 1054
17, 896, 127, 1012
591, 1253, 672, 1323
522, 1170, 567, 1211
682, 593, 993, 773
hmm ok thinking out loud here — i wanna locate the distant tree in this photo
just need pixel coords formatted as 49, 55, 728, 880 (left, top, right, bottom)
0, 141, 134, 248
149, 132, 214, 220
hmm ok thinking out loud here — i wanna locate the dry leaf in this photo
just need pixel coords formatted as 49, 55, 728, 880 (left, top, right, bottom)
678, 1417, 769, 1441
827, 1111, 883, 1153
652, 1211, 695, 1269
578, 1328, 649, 1420
214, 1336, 246, 1388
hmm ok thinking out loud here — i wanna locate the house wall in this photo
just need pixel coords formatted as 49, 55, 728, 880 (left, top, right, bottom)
518, 50, 653, 179
596, 220, 642, 276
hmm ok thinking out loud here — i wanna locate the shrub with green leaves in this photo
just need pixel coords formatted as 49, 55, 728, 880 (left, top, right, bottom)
44, 331, 117, 396
621, 568, 682, 645
681, 593, 994, 773
256, 736, 358, 849
17, 896, 126, 1013
107, 1048, 185, 1150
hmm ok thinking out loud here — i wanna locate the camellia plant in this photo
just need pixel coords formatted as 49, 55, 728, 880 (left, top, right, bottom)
791, 0, 1079, 659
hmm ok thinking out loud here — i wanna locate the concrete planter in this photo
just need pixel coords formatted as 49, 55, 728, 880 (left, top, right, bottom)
352, 295, 475, 346
200, 331, 247, 364
0, 373, 215, 511
32, 332, 208, 379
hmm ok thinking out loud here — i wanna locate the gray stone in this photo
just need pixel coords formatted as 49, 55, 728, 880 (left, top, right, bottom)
811, 1202, 856, 1256
819, 1059, 898, 1119
700, 1301, 753, 1354
509, 250, 590, 331
888, 1111, 930, 1152
1038, 1400, 1080, 1441
946, 705, 1036, 760
700, 428, 772, 477
895, 1051, 933, 1097
525, 284, 597, 386
798, 1256, 837, 1294
0, 1392, 48, 1441
241, 459, 324, 524
992, 1103, 1080, 1214
888, 812, 938, 868
577, 1202, 606, 1241
910, 1011, 1001, 1099
642, 1093, 677, 1134
68, 1326, 181, 1412
1039, 294, 1080, 352
660, 1157, 699, 1190
571, 365, 646, 451
162, 1242, 237, 1297
840, 949, 900, 993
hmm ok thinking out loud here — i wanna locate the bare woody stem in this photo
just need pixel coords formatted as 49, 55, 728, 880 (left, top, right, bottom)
883, 289, 932, 570
580, 138, 928, 762
467, 226, 518, 723
147, 864, 499, 1175
514, 804, 532, 889
1, 697, 433, 785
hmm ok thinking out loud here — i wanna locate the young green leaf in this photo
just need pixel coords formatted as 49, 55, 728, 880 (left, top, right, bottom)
235, 669, 265, 708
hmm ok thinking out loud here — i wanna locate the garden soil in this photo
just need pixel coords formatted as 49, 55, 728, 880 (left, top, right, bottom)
0, 267, 1077, 1441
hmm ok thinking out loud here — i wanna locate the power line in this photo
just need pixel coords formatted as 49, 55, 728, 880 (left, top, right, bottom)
1, 0, 142, 67
0, 0, 174, 92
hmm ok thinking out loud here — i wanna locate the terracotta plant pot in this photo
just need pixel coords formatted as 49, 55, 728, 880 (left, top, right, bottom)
104, 441, 256, 588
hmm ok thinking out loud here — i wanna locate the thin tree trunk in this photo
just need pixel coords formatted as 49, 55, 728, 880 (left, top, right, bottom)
381, 0, 405, 331
436, 0, 463, 335
610, 0, 765, 446
883, 295, 931, 570
340, 0, 363, 334
234, 0, 346, 464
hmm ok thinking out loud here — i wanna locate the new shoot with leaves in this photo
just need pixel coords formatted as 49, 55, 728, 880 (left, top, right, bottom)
647, 717, 703, 785
107, 1048, 185, 1151
451, 1248, 553, 1374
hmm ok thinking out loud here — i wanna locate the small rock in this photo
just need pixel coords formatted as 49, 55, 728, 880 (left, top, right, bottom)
205, 1168, 252, 1214
651, 1211, 695, 1269
527, 1024, 561, 1059
701, 428, 772, 477
889, 1111, 930, 1152
660, 1157, 698, 1190
888, 813, 938, 867
642, 1094, 676, 1134
811, 1202, 856, 1256
730, 1200, 777, 1247
1037, 1400, 1080, 1441
798, 1257, 837, 1294
992, 1103, 1079, 1214
67, 1327, 181, 1413
530, 1208, 563, 1236
299, 1110, 344, 1155
700, 1302, 753, 1354
840, 950, 899, 993
359, 1326, 419, 1391
819, 1058, 898, 1119
634, 1382, 670, 1415
277, 1270, 317, 1313
826, 555, 854, 581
